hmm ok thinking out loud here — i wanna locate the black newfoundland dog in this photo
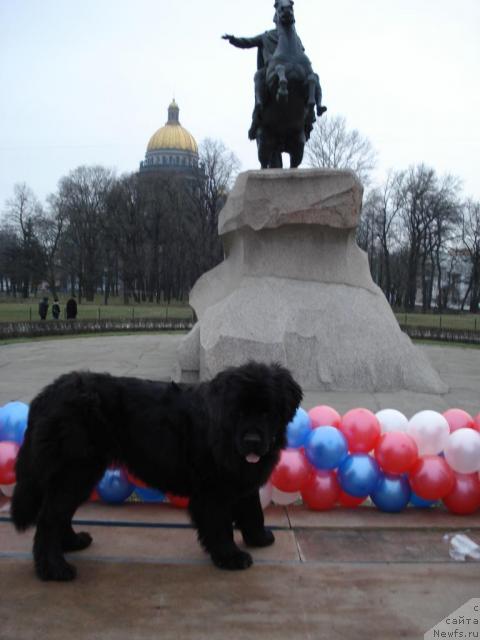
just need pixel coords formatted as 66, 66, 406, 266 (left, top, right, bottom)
11, 361, 302, 581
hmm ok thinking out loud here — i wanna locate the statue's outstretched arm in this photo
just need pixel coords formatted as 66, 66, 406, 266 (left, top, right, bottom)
222, 34, 263, 49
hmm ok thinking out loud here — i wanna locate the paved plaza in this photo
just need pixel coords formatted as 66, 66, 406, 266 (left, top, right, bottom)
0, 334, 478, 414
0, 334, 479, 639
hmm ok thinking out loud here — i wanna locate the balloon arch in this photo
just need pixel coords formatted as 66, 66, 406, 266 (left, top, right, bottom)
1, 401, 479, 515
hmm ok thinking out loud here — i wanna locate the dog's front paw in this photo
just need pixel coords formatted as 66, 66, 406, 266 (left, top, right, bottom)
35, 558, 77, 582
212, 549, 253, 571
243, 528, 275, 548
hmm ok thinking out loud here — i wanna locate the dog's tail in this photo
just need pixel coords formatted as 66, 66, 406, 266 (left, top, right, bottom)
10, 477, 42, 532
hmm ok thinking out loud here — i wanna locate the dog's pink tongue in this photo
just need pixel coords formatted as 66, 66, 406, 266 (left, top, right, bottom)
246, 453, 260, 464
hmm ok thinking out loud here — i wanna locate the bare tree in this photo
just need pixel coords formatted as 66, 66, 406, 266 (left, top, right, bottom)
304, 114, 377, 186
430, 174, 461, 311
35, 196, 66, 296
358, 171, 404, 302
0, 226, 21, 295
4, 183, 45, 297
396, 165, 436, 310
57, 166, 115, 302
107, 172, 148, 303
190, 138, 241, 275
461, 199, 480, 312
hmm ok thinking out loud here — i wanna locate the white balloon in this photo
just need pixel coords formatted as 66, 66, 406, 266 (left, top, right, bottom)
375, 409, 409, 433
444, 428, 480, 474
0, 483, 15, 498
271, 487, 301, 506
259, 481, 273, 510
407, 410, 450, 455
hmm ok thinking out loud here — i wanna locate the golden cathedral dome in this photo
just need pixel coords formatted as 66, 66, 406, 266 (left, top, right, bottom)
146, 100, 198, 154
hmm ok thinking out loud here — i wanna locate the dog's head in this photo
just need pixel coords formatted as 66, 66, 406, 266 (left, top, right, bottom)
208, 362, 303, 473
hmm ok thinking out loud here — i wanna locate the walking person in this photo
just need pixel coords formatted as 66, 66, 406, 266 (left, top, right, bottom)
38, 297, 49, 321
52, 298, 60, 320
66, 296, 78, 320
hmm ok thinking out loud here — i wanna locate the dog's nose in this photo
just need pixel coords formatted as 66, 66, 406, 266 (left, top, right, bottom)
244, 433, 262, 445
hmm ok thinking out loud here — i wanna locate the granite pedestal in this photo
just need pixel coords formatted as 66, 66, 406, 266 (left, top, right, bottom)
176, 169, 447, 393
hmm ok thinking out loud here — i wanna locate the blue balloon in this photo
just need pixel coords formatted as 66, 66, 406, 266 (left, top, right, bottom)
371, 473, 411, 513
135, 487, 166, 503
0, 402, 29, 444
287, 408, 312, 448
338, 454, 380, 497
410, 491, 438, 508
305, 426, 348, 470
97, 468, 134, 504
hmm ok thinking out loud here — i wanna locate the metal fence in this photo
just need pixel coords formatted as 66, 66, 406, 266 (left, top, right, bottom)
399, 324, 480, 345
0, 317, 195, 339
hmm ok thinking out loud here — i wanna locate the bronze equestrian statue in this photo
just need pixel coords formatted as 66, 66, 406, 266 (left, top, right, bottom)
223, 0, 327, 169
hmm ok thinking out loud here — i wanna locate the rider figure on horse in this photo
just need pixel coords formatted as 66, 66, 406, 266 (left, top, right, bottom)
223, 4, 326, 141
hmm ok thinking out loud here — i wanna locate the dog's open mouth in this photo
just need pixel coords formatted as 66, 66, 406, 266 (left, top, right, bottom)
245, 453, 261, 464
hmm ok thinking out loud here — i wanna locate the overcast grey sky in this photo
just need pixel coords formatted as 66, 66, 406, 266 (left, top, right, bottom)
1, 0, 479, 213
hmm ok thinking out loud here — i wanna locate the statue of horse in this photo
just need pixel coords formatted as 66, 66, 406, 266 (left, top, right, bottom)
257, 0, 326, 168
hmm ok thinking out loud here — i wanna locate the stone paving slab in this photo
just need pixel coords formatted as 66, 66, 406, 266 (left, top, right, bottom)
0, 559, 477, 640
286, 504, 480, 529
0, 523, 299, 566
295, 527, 472, 563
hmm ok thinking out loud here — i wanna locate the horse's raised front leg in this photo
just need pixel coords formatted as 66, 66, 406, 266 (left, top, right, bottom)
275, 64, 288, 102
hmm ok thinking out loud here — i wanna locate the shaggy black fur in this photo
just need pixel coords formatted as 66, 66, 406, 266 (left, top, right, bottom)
10, 361, 302, 581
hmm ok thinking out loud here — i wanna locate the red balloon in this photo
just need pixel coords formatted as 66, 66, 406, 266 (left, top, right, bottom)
474, 413, 480, 431
340, 408, 381, 453
409, 455, 455, 500
301, 471, 340, 511
166, 493, 189, 508
443, 473, 480, 515
0, 441, 19, 485
443, 408, 477, 433
308, 405, 341, 428
375, 432, 419, 474
337, 490, 366, 507
270, 449, 312, 493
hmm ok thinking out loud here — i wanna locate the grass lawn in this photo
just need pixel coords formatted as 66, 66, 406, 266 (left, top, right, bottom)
0, 297, 194, 323
0, 297, 478, 331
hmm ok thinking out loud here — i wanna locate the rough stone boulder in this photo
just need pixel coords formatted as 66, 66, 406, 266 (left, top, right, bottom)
176, 168, 447, 393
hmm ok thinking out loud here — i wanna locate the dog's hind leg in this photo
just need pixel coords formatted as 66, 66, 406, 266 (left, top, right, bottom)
33, 469, 98, 581
34, 493, 78, 581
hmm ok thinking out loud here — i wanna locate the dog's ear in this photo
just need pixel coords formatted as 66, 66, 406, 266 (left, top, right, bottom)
206, 370, 231, 431
272, 364, 303, 425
